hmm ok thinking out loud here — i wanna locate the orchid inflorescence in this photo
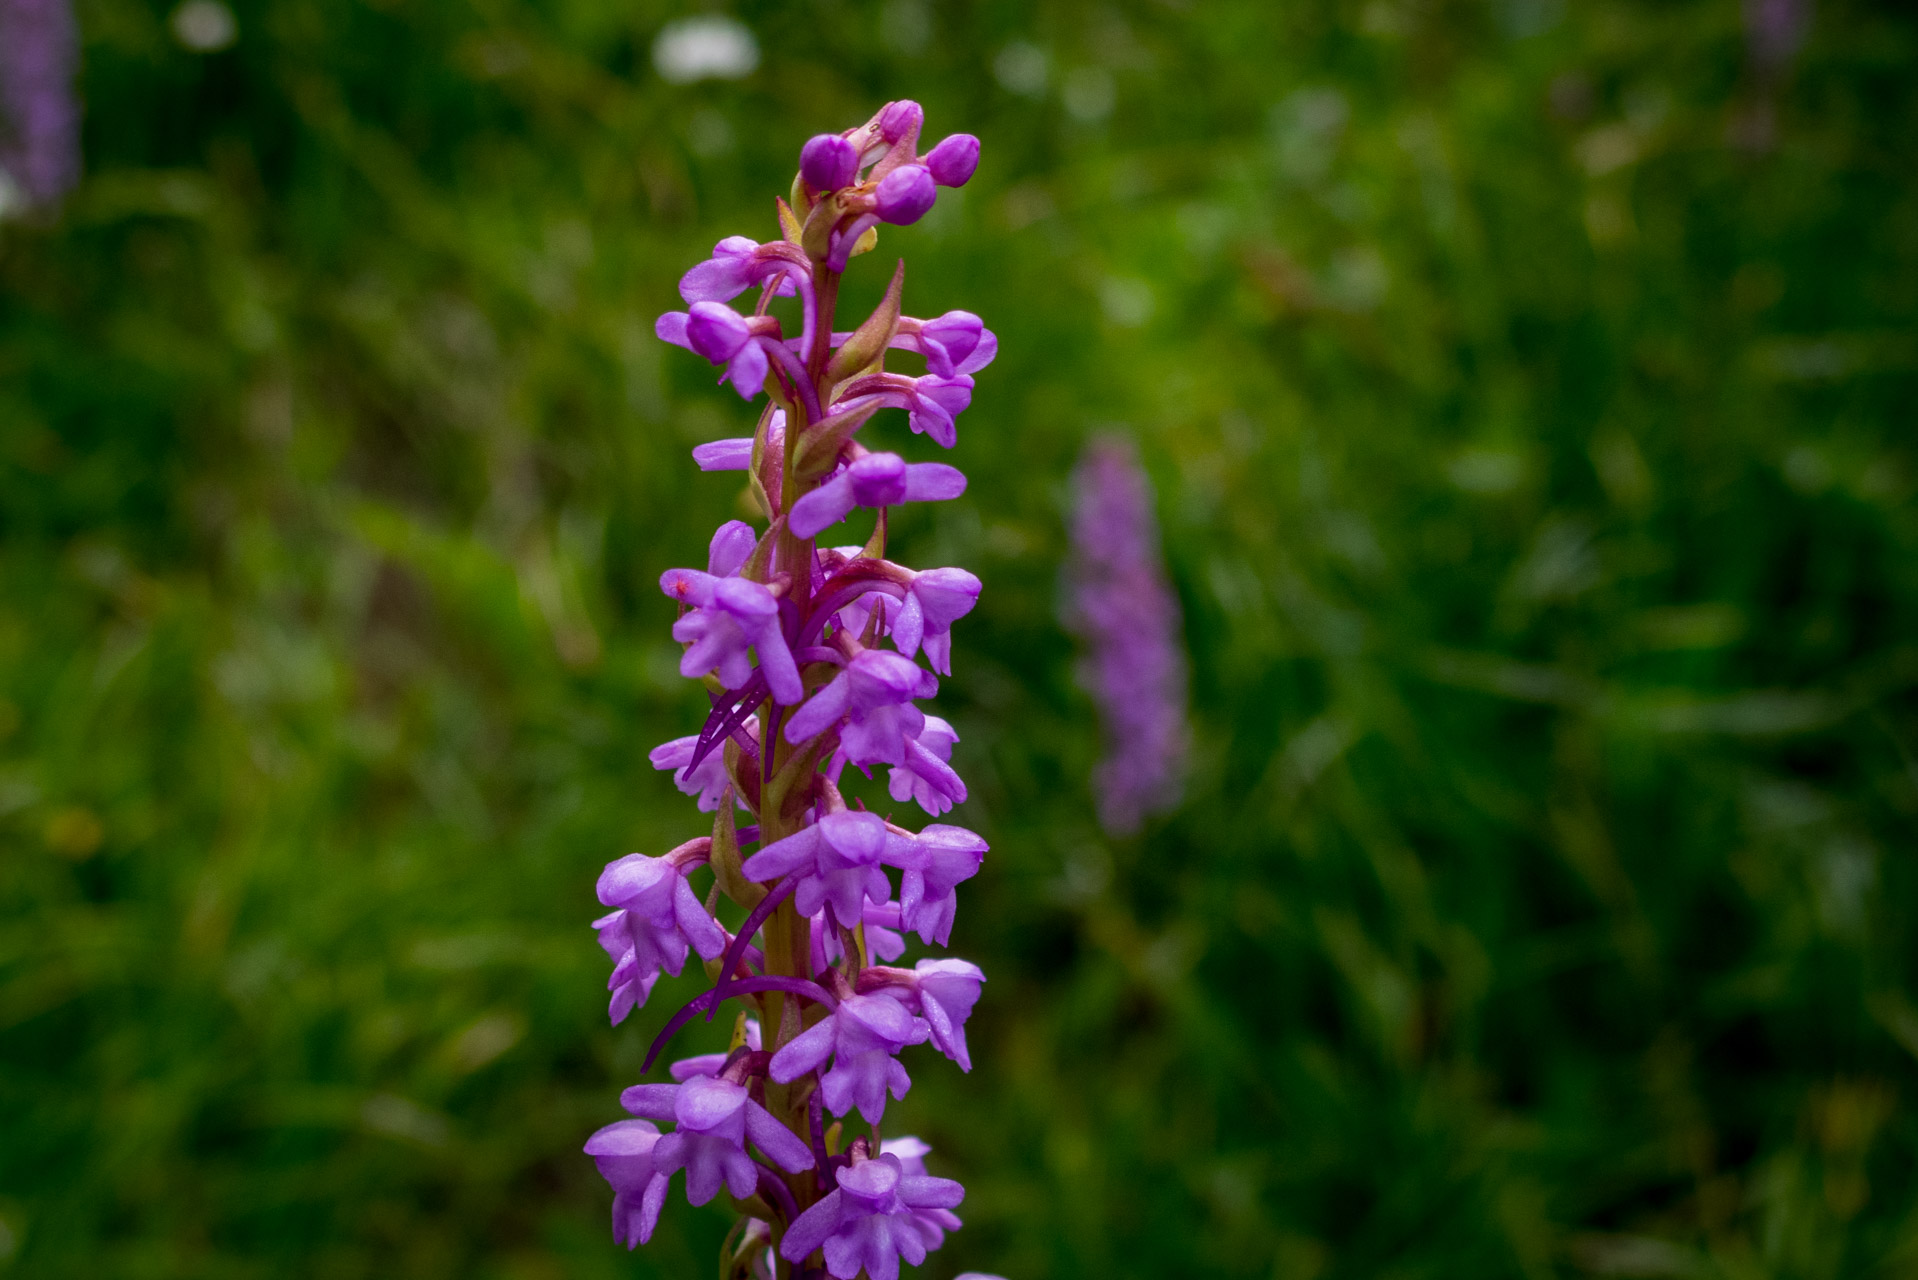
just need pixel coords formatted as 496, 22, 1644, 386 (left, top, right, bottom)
584, 100, 1004, 1280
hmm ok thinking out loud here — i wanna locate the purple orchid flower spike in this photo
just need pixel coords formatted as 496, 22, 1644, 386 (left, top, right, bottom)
584, 1120, 672, 1248
894, 823, 987, 946
620, 1075, 814, 1205
784, 649, 938, 768
770, 993, 930, 1123
789, 452, 967, 539
780, 1152, 965, 1280
589, 101, 1005, 1277
740, 810, 912, 927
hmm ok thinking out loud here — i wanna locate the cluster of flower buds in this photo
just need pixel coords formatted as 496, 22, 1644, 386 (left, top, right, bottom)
586, 101, 1005, 1280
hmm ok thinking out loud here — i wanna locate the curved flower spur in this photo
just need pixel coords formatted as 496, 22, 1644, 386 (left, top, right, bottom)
585, 101, 1003, 1280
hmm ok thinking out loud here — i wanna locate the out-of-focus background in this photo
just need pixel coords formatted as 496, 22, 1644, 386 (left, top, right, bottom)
4, 0, 1917, 1276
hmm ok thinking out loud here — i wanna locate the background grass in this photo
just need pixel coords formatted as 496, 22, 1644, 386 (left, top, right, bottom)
3, 0, 1917, 1277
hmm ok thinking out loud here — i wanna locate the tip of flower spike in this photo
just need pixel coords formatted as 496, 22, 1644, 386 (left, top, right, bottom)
926, 134, 981, 187
874, 165, 937, 226
800, 133, 860, 191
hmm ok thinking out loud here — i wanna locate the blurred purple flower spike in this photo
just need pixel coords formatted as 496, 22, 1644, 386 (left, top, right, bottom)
1064, 435, 1190, 834
0, 0, 81, 208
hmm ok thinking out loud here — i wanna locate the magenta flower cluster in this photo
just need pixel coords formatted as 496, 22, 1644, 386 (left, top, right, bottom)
1062, 436, 1190, 835
585, 101, 1004, 1280
0, 0, 81, 209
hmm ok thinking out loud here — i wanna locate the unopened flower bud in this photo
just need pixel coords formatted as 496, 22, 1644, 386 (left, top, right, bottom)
800, 133, 860, 190
878, 99, 925, 144
874, 164, 937, 225
925, 133, 981, 187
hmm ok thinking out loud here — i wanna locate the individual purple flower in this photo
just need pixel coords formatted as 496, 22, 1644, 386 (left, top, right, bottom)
595, 847, 728, 1023
784, 649, 937, 768
1063, 436, 1189, 835
740, 809, 914, 927
770, 993, 929, 1123
584, 1120, 671, 1248
594, 918, 660, 1024
619, 1075, 814, 1205
801, 133, 860, 190
789, 452, 968, 539
661, 570, 803, 704
650, 731, 753, 811
925, 134, 981, 188
836, 566, 981, 676
689, 301, 773, 398
0, 0, 81, 208
880, 1137, 965, 1252
893, 823, 986, 946
885, 715, 966, 816
903, 311, 996, 378
678, 235, 803, 303
839, 371, 975, 448
910, 958, 984, 1071
780, 1153, 964, 1280
874, 164, 937, 226
895, 567, 980, 674
657, 306, 770, 400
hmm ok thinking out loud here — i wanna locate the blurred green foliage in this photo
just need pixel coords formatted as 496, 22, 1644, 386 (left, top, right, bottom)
4, 0, 1918, 1277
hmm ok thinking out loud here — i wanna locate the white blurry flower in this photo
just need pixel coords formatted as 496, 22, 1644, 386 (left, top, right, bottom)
652, 16, 759, 84
993, 41, 1048, 96
171, 0, 237, 52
